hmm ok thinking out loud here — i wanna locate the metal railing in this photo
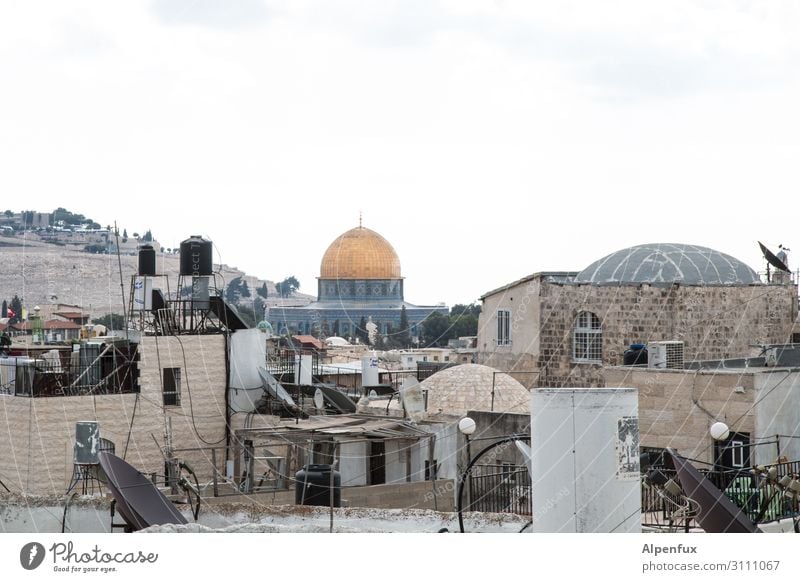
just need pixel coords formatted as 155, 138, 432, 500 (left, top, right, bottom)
642, 462, 800, 528
466, 464, 531, 516
0, 352, 139, 397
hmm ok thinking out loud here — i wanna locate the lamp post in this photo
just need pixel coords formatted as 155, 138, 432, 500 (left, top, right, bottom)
458, 417, 476, 510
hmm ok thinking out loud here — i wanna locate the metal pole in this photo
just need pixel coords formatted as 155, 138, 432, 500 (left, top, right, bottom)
329, 442, 337, 533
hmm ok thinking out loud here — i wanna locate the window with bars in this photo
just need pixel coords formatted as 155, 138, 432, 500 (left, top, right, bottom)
496, 309, 511, 346
162, 367, 181, 406
573, 311, 602, 363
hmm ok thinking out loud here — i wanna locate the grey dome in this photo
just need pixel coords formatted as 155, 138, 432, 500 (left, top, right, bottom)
574, 243, 761, 285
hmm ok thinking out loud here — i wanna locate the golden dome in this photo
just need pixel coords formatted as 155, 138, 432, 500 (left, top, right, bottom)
320, 226, 402, 280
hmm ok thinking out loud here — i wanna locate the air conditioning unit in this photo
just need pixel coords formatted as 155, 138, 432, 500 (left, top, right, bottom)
647, 341, 684, 369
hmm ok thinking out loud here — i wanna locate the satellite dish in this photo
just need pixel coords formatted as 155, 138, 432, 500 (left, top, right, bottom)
98, 452, 187, 532
258, 367, 297, 409
314, 389, 325, 410
665, 448, 760, 533
399, 377, 425, 422
314, 385, 357, 414
758, 241, 790, 273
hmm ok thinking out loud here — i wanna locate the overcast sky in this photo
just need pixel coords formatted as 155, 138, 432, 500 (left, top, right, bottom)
2, 1, 799, 306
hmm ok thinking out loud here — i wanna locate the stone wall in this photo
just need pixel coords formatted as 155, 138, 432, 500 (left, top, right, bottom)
603, 367, 756, 465
478, 275, 797, 389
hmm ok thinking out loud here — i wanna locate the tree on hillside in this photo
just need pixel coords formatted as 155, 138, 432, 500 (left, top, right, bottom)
142, 230, 153, 242
256, 283, 268, 299
9, 295, 22, 324
276, 276, 300, 298
1, 299, 6, 318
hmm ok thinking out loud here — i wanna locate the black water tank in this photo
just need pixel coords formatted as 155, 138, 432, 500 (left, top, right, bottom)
623, 344, 648, 366
295, 464, 341, 507
179, 235, 213, 276
138, 244, 157, 276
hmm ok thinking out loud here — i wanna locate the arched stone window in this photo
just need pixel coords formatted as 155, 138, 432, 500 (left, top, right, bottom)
573, 311, 602, 363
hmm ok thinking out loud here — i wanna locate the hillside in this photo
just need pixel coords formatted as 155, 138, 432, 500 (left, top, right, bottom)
0, 236, 312, 319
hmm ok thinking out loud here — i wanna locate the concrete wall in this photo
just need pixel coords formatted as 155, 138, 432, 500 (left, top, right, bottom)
0, 335, 228, 495
753, 369, 800, 464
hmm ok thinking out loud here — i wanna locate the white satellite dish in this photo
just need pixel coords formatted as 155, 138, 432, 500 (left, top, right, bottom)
314, 389, 325, 410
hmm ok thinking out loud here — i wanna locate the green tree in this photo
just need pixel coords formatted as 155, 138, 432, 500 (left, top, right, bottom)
256, 282, 269, 299
1, 299, 6, 318
142, 229, 153, 242
355, 316, 369, 344
92, 313, 126, 330
397, 305, 411, 348
421, 311, 453, 347
9, 295, 22, 324
276, 276, 300, 298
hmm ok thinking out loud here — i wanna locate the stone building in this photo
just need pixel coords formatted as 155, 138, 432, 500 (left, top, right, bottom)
270, 224, 448, 341
477, 243, 798, 388
604, 360, 800, 469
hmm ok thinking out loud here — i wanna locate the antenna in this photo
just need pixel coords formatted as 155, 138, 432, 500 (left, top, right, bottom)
758, 241, 790, 273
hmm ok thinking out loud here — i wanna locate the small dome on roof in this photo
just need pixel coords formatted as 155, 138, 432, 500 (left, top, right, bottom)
325, 336, 351, 347
574, 243, 760, 285
420, 364, 529, 416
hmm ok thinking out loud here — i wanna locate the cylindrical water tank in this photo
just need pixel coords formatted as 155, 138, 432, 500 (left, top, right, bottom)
138, 244, 156, 276
295, 464, 341, 507
179, 235, 213, 276
361, 356, 380, 387
623, 344, 648, 366
531, 388, 640, 533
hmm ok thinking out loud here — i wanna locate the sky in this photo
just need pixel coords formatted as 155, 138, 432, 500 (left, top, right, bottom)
2, 1, 799, 307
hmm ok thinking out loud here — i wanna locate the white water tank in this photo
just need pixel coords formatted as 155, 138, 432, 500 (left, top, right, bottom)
294, 354, 312, 386
361, 355, 380, 387
531, 388, 640, 533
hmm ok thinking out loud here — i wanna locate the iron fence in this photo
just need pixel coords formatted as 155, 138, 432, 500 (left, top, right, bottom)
642, 462, 800, 528
466, 464, 531, 516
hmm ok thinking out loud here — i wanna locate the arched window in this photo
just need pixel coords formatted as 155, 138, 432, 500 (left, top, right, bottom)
573, 311, 602, 363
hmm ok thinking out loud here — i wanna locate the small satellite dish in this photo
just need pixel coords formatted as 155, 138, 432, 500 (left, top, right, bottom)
758, 241, 790, 273
314, 389, 325, 410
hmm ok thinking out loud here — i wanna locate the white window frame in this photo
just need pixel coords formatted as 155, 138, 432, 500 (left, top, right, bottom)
496, 309, 511, 346
573, 311, 602, 363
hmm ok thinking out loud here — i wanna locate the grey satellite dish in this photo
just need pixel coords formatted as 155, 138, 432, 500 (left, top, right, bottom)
759, 241, 790, 273
314, 388, 325, 410
665, 448, 760, 533
399, 377, 425, 422
314, 385, 357, 414
258, 367, 297, 409
98, 452, 187, 532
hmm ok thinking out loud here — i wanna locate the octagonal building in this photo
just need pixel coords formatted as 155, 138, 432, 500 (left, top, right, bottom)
270, 225, 448, 340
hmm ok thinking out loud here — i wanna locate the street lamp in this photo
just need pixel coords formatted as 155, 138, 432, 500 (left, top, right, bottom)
710, 422, 730, 441
459, 417, 476, 512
